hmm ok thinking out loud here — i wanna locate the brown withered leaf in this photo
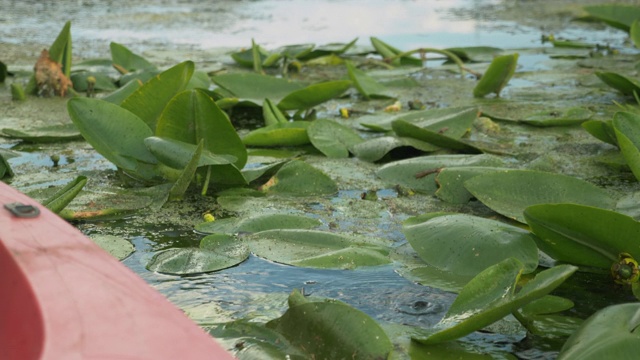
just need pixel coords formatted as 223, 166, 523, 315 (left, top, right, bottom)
34, 49, 72, 97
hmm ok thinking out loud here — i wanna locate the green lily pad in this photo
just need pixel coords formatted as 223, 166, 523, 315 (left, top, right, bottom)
155, 89, 247, 169
144, 136, 236, 170
277, 80, 351, 111
414, 258, 577, 344
435, 167, 510, 204
473, 53, 519, 98
90, 234, 135, 261
230, 44, 271, 68
352, 136, 440, 162
520, 295, 575, 318
464, 170, 617, 223
1, 123, 82, 143
392, 119, 482, 153
212, 73, 304, 105
613, 111, 640, 181
264, 160, 337, 196
377, 154, 505, 193
147, 233, 249, 275
242, 122, 310, 147
307, 118, 363, 158
110, 42, 156, 73
297, 38, 357, 60
346, 61, 394, 99
524, 203, 640, 269
195, 213, 321, 234
595, 71, 640, 96
102, 79, 142, 105
121, 61, 195, 131
266, 290, 393, 359
67, 97, 158, 176
557, 303, 640, 359
247, 229, 390, 269
521, 107, 593, 127
241, 161, 287, 184
403, 213, 539, 281
583, 4, 640, 32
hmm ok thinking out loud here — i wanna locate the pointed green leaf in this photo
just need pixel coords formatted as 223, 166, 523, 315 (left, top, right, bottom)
263, 98, 288, 126
2, 123, 81, 143
392, 119, 482, 153
243, 122, 310, 147
583, 5, 640, 31
265, 160, 337, 196
168, 139, 203, 200
613, 111, 640, 181
521, 107, 593, 127
121, 61, 195, 131
277, 80, 351, 111
473, 53, 519, 98
360, 106, 478, 133
307, 119, 363, 158
48, 21, 72, 77
352, 136, 439, 162
595, 71, 640, 96
346, 61, 393, 99
212, 73, 303, 105
524, 203, 640, 269
582, 119, 617, 146
110, 42, 156, 73
41, 176, 87, 214
102, 79, 142, 105
435, 167, 510, 204
464, 170, 617, 223
144, 136, 236, 169
370, 37, 422, 66
632, 20, 640, 48
67, 97, 157, 173
156, 89, 247, 168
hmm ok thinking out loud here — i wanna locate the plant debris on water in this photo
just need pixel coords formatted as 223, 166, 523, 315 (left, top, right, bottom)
4, 1, 640, 359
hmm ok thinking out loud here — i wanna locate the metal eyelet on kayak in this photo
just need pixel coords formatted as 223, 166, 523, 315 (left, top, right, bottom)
3, 202, 40, 218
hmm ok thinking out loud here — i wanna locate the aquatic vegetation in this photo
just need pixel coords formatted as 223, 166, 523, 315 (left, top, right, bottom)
6, 8, 640, 358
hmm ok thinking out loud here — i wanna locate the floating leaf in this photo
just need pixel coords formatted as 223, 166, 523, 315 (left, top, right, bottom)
156, 89, 247, 168
102, 79, 142, 105
359, 105, 477, 132
41, 175, 87, 214
435, 167, 510, 204
243, 122, 310, 147
195, 213, 321, 234
583, 4, 640, 31
110, 42, 156, 73
67, 98, 158, 176
266, 290, 393, 359
473, 53, 519, 98
613, 111, 640, 181
1, 123, 81, 143
524, 204, 640, 269
464, 170, 617, 223
298, 38, 357, 60
403, 213, 539, 281
414, 258, 577, 344
352, 136, 439, 162
392, 119, 482, 153
307, 119, 363, 158
345, 61, 393, 99
277, 80, 351, 111
147, 234, 249, 275
521, 107, 593, 127
121, 61, 195, 131
557, 303, 640, 359
265, 160, 337, 196
90, 234, 135, 261
445, 46, 504, 63
230, 44, 270, 68
595, 71, 640, 96
241, 161, 287, 184
247, 229, 390, 269
377, 154, 504, 194
212, 73, 303, 105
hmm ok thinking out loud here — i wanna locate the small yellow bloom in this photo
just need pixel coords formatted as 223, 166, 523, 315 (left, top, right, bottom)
383, 101, 402, 112
340, 108, 351, 119
203, 213, 215, 222
611, 252, 640, 285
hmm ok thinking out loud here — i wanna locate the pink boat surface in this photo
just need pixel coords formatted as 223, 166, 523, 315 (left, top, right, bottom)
0, 181, 235, 359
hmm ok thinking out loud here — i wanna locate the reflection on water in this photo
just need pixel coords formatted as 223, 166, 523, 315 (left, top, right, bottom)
2, 0, 540, 58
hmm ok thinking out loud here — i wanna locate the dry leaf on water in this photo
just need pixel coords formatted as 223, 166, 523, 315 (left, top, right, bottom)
34, 49, 72, 97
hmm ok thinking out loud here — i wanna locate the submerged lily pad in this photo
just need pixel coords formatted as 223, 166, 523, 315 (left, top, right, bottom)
147, 233, 249, 275
90, 234, 135, 261
465, 170, 617, 223
521, 107, 593, 127
195, 213, 321, 234
524, 203, 640, 269
307, 118, 363, 158
247, 229, 390, 269
352, 136, 440, 162
403, 213, 539, 281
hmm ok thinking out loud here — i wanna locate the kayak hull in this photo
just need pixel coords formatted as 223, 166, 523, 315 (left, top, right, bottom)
0, 182, 234, 359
